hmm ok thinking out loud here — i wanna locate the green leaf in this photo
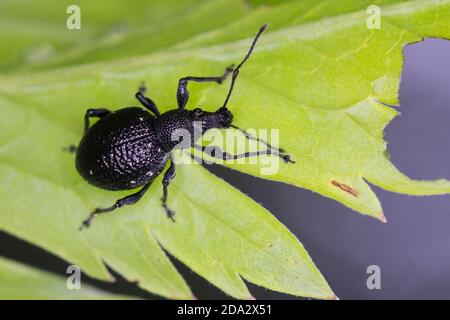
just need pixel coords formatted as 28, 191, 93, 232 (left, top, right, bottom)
0, 256, 130, 299
0, 0, 250, 71
0, 0, 449, 299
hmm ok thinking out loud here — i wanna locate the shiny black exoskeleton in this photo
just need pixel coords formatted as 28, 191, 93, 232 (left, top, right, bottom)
74, 25, 293, 230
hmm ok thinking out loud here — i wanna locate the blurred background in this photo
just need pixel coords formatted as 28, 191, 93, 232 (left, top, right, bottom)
0, 0, 449, 299
1, 38, 450, 299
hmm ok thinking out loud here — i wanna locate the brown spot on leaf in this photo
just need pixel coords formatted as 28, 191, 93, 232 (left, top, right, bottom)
331, 180, 358, 197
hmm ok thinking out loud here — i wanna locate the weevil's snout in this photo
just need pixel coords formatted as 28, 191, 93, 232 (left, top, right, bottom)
216, 107, 233, 128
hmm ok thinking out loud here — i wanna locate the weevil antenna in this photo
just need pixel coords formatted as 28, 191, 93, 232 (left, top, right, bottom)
221, 24, 268, 109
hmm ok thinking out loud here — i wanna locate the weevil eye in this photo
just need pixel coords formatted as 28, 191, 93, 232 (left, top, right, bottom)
193, 108, 203, 117
217, 107, 233, 127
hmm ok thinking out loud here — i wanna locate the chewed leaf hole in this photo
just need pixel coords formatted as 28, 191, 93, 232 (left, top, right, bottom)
385, 38, 450, 181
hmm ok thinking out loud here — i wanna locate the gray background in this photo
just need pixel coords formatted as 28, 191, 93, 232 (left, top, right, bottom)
1, 38, 449, 300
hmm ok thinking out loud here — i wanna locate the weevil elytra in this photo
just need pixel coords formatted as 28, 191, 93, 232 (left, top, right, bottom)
72, 24, 293, 230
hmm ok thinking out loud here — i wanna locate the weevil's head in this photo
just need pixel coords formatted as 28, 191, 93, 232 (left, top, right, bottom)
189, 107, 233, 133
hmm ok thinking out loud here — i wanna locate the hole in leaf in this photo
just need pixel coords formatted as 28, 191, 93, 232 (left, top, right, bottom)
385, 38, 450, 180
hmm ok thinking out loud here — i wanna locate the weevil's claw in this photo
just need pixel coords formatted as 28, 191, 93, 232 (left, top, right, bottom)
79, 211, 98, 231
79, 220, 90, 231
138, 81, 147, 94
218, 64, 235, 84
270, 148, 294, 164
162, 205, 176, 222
63, 144, 77, 153
281, 154, 295, 164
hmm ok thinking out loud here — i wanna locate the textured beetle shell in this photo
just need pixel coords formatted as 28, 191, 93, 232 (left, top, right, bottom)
154, 109, 194, 151
76, 107, 169, 191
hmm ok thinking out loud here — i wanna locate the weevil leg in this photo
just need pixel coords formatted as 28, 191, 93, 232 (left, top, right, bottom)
161, 157, 176, 222
230, 124, 286, 153
135, 82, 161, 117
84, 108, 111, 135
138, 81, 147, 94
194, 144, 294, 163
79, 182, 153, 230
176, 65, 234, 109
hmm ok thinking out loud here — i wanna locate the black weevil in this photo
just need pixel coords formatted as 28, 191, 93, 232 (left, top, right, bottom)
73, 24, 293, 230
